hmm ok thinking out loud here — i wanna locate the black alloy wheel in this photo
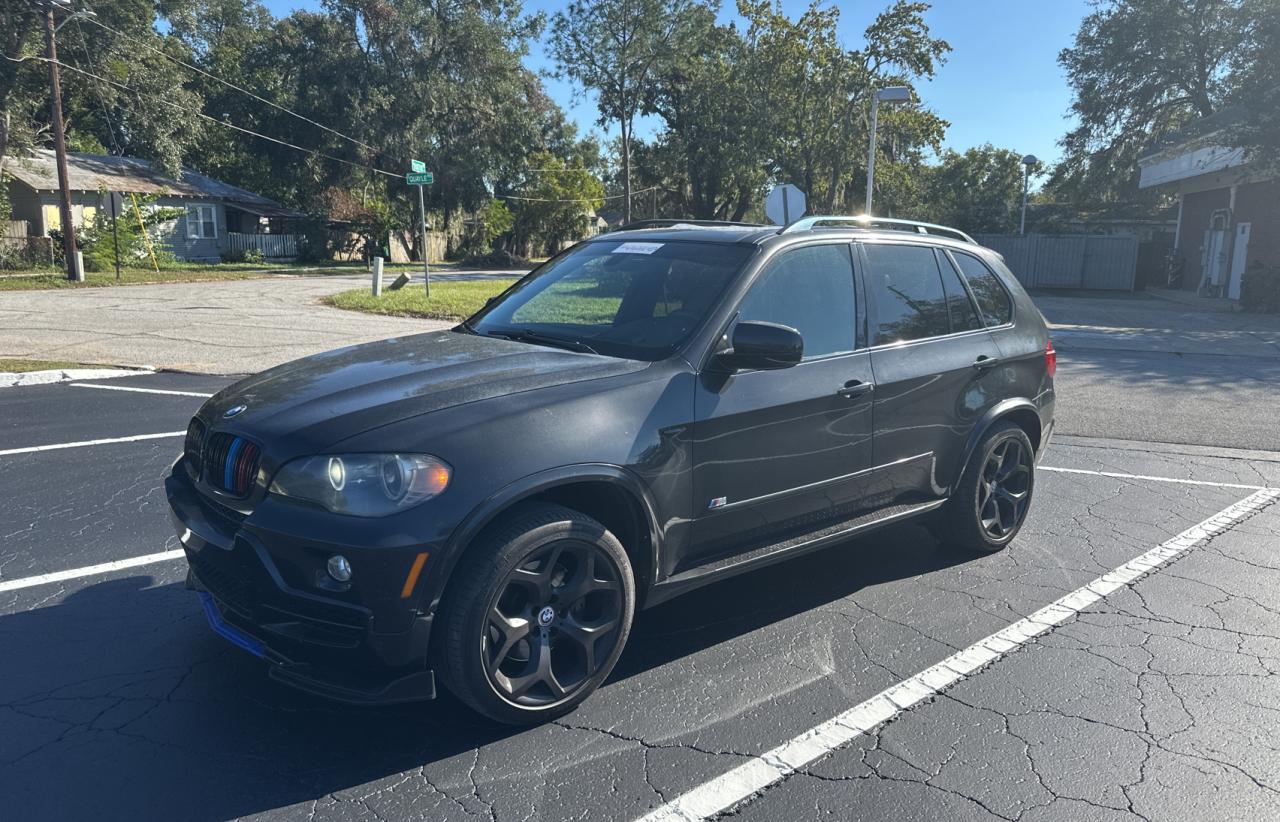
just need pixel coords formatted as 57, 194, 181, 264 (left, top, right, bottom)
484, 539, 625, 706
435, 503, 635, 724
977, 437, 1032, 540
937, 421, 1036, 553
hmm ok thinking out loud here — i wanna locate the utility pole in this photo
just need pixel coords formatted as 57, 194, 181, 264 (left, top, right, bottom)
42, 1, 78, 279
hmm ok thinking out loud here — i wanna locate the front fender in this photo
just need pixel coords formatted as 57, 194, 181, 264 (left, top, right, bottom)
423, 464, 664, 614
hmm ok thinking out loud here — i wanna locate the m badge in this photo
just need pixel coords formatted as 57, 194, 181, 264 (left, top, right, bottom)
707, 496, 728, 510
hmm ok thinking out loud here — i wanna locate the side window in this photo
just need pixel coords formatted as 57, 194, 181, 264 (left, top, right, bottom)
952, 253, 1013, 326
863, 244, 951, 345
936, 250, 982, 332
736, 244, 856, 361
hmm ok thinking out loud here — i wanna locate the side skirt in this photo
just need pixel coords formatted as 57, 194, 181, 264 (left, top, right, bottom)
644, 498, 946, 608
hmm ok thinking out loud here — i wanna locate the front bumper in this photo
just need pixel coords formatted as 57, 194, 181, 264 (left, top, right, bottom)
167, 466, 439, 705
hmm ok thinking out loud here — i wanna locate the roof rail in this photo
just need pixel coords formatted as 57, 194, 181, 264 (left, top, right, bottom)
779, 215, 977, 245
617, 219, 766, 231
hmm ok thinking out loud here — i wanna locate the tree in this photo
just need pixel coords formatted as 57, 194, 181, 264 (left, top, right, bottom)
737, 0, 949, 215
506, 151, 604, 255
1, 0, 202, 180
1225, 0, 1280, 166
645, 9, 769, 220
549, 0, 702, 223
921, 145, 1029, 234
1051, 0, 1255, 204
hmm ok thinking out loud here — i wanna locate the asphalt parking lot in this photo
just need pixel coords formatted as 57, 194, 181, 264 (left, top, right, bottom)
3, 367, 1280, 821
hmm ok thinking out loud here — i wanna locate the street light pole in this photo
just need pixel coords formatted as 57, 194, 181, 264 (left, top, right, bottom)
42, 1, 78, 279
1019, 154, 1038, 235
865, 86, 911, 217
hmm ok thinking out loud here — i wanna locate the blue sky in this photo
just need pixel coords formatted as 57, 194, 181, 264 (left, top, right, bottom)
259, 0, 1089, 166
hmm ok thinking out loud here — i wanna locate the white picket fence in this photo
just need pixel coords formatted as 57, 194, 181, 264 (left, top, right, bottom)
227, 232, 299, 259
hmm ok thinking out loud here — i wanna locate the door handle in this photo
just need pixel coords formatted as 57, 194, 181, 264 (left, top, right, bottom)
972, 355, 1002, 371
836, 380, 874, 398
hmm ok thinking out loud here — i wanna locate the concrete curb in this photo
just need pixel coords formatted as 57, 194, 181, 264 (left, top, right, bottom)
0, 367, 155, 388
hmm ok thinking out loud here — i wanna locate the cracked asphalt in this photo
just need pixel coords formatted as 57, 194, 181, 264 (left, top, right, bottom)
4, 316, 1280, 820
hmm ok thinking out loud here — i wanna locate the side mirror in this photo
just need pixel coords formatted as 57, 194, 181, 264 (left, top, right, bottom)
716, 321, 804, 371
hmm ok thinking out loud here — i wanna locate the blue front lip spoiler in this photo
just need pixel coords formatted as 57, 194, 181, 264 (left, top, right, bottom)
197, 591, 265, 658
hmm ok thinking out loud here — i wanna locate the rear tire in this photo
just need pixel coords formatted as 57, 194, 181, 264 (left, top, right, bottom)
936, 422, 1035, 553
434, 503, 635, 725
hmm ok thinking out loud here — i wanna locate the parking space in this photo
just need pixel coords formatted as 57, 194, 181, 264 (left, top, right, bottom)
2, 373, 1278, 821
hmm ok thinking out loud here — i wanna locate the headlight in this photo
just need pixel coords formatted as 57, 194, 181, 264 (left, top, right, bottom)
269, 453, 451, 517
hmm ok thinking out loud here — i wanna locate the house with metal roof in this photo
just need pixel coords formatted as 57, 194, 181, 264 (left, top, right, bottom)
4, 150, 305, 262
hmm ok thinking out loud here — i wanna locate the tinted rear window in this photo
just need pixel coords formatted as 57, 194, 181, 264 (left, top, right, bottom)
937, 250, 983, 333
951, 252, 1013, 327
863, 244, 951, 345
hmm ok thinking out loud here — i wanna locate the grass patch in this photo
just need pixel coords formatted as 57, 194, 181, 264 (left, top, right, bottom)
323, 278, 519, 321
0, 358, 89, 372
0, 260, 510, 291
0, 267, 266, 290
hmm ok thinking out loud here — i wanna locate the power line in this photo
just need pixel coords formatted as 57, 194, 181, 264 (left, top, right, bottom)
497, 186, 658, 204
4, 52, 404, 179
83, 14, 384, 158
72, 17, 121, 155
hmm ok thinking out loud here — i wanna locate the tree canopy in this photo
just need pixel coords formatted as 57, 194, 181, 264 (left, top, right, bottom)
1049, 0, 1267, 204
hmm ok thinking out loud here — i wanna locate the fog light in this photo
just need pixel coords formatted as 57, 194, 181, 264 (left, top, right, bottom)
327, 554, 352, 582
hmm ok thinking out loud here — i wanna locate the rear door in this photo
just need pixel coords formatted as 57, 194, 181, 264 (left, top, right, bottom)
687, 242, 875, 567
861, 241, 1005, 502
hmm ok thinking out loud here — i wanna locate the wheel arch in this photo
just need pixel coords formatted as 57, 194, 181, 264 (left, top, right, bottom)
953, 399, 1043, 494
431, 465, 663, 613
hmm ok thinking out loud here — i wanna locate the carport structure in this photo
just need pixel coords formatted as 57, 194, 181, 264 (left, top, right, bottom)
2, 373, 1280, 822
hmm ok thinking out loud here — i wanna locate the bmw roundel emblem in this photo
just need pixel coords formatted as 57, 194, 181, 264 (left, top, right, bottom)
223, 404, 247, 418
537, 606, 556, 627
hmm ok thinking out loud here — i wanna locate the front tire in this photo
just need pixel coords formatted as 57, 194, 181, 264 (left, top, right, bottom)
434, 503, 635, 725
937, 422, 1035, 553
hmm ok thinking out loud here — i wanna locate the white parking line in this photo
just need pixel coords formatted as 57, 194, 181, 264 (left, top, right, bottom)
0, 550, 185, 594
69, 382, 214, 398
1040, 465, 1266, 490
0, 431, 185, 457
638, 487, 1280, 822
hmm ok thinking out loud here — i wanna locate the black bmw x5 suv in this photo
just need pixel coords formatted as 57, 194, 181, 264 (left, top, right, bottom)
167, 217, 1055, 724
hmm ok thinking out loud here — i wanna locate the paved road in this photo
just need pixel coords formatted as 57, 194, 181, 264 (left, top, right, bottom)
3, 369, 1279, 821
1037, 293, 1280, 451
0, 270, 517, 374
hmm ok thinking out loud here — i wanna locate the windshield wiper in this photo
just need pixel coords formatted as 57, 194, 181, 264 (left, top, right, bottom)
485, 329, 600, 355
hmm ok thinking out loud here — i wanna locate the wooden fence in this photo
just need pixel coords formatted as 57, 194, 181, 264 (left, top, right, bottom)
974, 233, 1140, 291
227, 232, 300, 259
4, 220, 30, 239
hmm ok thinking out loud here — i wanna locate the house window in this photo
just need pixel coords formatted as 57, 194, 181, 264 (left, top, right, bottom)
186, 205, 217, 240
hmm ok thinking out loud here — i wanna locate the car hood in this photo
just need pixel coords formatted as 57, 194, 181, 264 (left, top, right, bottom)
202, 330, 648, 455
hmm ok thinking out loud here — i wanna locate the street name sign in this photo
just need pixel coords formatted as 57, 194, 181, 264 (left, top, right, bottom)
410, 159, 426, 173
406, 171, 434, 185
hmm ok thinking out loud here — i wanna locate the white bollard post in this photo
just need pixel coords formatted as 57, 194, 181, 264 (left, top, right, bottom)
73, 250, 85, 282
372, 256, 383, 296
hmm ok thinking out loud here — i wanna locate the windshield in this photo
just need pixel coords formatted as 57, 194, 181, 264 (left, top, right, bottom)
465, 240, 755, 361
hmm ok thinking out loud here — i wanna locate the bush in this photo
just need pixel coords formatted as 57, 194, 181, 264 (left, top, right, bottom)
1240, 261, 1280, 313
221, 247, 266, 265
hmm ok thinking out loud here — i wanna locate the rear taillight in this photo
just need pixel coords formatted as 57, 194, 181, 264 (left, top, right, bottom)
1045, 340, 1057, 378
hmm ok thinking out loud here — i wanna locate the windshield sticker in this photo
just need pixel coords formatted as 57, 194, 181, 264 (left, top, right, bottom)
612, 242, 664, 255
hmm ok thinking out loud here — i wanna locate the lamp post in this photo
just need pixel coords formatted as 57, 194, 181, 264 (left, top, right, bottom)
865, 86, 911, 216
1020, 154, 1038, 235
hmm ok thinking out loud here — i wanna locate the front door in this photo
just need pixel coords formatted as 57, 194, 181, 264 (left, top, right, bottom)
860, 241, 1006, 502
687, 242, 875, 567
